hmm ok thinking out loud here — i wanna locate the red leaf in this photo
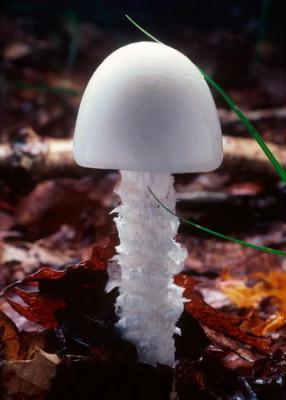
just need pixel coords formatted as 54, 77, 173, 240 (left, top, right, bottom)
7, 288, 66, 328
90, 236, 117, 270
24, 267, 66, 282
1, 240, 116, 329
175, 274, 271, 356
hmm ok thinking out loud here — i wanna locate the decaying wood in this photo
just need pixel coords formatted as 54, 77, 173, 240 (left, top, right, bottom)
0, 128, 285, 185
0, 128, 78, 181
176, 191, 284, 211
219, 107, 286, 126
222, 136, 285, 179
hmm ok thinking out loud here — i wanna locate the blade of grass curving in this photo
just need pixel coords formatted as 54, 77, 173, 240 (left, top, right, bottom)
199, 71, 286, 182
148, 187, 286, 257
126, 15, 286, 182
127, 15, 286, 256
126, 15, 161, 43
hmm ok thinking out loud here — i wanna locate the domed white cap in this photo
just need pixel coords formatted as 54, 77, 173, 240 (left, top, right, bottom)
74, 41, 223, 173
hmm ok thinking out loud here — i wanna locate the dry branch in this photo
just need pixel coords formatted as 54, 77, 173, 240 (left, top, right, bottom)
176, 191, 281, 210
0, 128, 285, 185
0, 128, 77, 180
219, 107, 286, 126
222, 136, 285, 179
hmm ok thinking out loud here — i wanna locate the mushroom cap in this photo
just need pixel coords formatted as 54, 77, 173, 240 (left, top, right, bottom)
74, 41, 223, 173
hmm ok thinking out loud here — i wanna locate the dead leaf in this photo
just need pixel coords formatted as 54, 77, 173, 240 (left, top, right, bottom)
219, 269, 286, 336
0, 240, 74, 268
0, 311, 20, 360
18, 331, 45, 360
7, 289, 66, 329
175, 274, 271, 358
3, 267, 66, 328
16, 176, 116, 240
3, 349, 60, 396
1, 239, 116, 329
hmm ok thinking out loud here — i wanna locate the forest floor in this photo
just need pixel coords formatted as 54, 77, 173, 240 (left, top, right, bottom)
0, 14, 286, 400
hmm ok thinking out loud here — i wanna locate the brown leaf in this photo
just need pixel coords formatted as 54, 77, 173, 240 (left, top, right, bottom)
184, 238, 281, 275
0, 240, 75, 286
0, 311, 20, 360
3, 349, 60, 396
18, 331, 45, 360
203, 326, 260, 362
16, 177, 116, 240
2, 240, 116, 329
175, 274, 271, 357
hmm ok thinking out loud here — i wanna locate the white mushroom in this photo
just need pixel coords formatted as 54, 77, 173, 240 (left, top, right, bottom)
73, 41, 223, 367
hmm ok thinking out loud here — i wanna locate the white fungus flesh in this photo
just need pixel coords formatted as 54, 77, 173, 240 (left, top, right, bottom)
73, 41, 223, 367
74, 41, 223, 173
112, 171, 187, 367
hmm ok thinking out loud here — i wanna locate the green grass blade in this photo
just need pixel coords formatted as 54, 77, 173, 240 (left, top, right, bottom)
125, 15, 161, 44
199, 71, 286, 182
126, 14, 286, 183
148, 187, 286, 257
127, 14, 286, 256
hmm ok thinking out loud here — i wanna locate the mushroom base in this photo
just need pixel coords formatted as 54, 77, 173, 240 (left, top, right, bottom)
112, 170, 187, 367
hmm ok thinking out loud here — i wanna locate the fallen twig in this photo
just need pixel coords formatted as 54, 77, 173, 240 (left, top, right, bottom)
0, 128, 285, 185
219, 107, 286, 126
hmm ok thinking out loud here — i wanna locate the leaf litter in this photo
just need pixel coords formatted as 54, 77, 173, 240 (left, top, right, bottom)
0, 238, 285, 399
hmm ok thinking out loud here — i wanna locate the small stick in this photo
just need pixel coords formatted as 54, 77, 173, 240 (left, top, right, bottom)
219, 107, 286, 126
0, 128, 285, 185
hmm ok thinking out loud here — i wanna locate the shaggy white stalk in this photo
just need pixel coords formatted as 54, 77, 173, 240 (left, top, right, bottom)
74, 41, 223, 366
113, 170, 187, 367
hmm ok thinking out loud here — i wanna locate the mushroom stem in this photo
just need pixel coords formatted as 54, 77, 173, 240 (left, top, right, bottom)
113, 170, 187, 367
